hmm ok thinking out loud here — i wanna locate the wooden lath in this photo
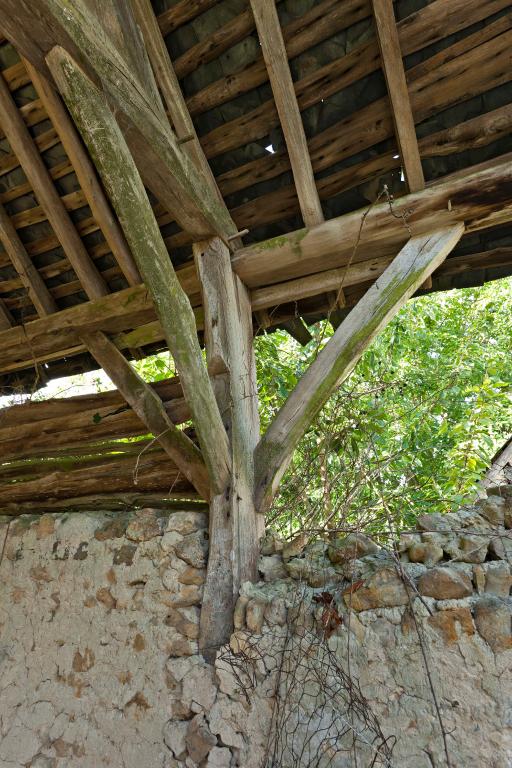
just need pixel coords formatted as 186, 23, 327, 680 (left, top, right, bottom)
372, 0, 424, 193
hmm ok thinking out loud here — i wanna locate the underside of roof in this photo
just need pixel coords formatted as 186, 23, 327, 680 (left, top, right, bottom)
0, 0, 511, 397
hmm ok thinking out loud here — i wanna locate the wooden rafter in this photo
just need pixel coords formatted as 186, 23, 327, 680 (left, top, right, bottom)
250, 0, 323, 227
254, 224, 465, 511
81, 330, 211, 501
48, 45, 231, 494
375, 0, 424, 191
23, 59, 141, 288
0, 70, 108, 300
0, 299, 13, 330
0, 202, 57, 316
132, 0, 222, 204
0, 0, 237, 240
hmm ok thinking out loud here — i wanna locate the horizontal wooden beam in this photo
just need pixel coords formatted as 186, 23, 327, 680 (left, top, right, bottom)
254, 224, 465, 511
232, 153, 512, 288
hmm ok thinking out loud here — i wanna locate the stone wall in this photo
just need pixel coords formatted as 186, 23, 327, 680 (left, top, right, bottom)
1, 487, 512, 767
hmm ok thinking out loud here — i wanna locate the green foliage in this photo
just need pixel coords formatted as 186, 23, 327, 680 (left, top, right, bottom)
256, 278, 512, 536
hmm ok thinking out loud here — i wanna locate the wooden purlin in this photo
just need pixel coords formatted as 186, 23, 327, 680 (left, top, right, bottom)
250, 0, 323, 227
372, 0, 424, 193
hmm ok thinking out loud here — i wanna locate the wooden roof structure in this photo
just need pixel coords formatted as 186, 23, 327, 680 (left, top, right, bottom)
0, 0, 511, 649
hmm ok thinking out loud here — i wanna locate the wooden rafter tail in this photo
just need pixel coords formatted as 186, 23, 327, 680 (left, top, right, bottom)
194, 237, 261, 658
0, 0, 236, 240
254, 224, 465, 512
0, 201, 58, 316
81, 330, 211, 501
0, 69, 108, 300
375, 0, 425, 192
47, 46, 231, 494
250, 0, 323, 227
23, 58, 141, 288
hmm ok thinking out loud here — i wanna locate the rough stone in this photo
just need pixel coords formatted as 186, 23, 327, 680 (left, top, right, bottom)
418, 566, 473, 599
328, 532, 380, 564
344, 568, 408, 611
260, 530, 284, 556
408, 542, 444, 565
206, 746, 232, 767
489, 532, 512, 561
477, 496, 506, 526
428, 607, 475, 643
484, 561, 512, 596
473, 596, 512, 652
175, 530, 209, 569
164, 720, 188, 759
125, 508, 162, 541
282, 532, 309, 561
167, 511, 208, 536
246, 599, 266, 633
186, 714, 217, 764
259, 554, 288, 582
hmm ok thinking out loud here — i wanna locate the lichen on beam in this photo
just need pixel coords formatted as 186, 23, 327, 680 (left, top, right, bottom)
47, 46, 231, 495
254, 224, 465, 512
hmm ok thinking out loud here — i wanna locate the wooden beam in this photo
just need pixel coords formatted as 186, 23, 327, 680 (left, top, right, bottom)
250, 0, 323, 227
23, 59, 141, 288
254, 224, 464, 512
372, 0, 424, 192
232, 152, 512, 288
131, 0, 222, 204
0, 202, 58, 316
48, 47, 231, 494
281, 318, 313, 346
0, 0, 237, 240
0, 70, 108, 300
194, 237, 261, 659
81, 330, 210, 500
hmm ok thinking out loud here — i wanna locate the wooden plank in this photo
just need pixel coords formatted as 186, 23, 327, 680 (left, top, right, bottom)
0, 0, 237, 240
250, 0, 323, 227
254, 224, 465, 511
81, 330, 210, 500
372, 0, 424, 192
48, 47, 231, 494
194, 237, 261, 658
24, 59, 141, 287
0, 70, 108, 299
0, 493, 205, 516
158, 0, 220, 36
0, 201, 58, 316
232, 152, 512, 288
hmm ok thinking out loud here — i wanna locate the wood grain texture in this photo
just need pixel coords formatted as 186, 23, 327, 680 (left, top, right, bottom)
250, 0, 323, 227
254, 224, 464, 511
372, 0, 424, 192
82, 330, 210, 500
48, 46, 231, 494
25, 59, 141, 287
0, 70, 108, 299
0, 201, 58, 316
194, 237, 261, 658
